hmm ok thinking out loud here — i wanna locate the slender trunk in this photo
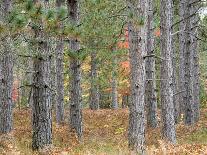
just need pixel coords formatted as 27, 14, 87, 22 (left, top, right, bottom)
172, 1, 180, 123
28, 58, 33, 108
182, 0, 195, 125
89, 51, 99, 110
122, 95, 128, 108
178, 0, 185, 115
190, 0, 200, 122
111, 53, 118, 109
145, 0, 157, 128
160, 0, 176, 143
55, 0, 65, 124
127, 0, 147, 154
67, 0, 83, 140
55, 38, 65, 124
0, 0, 13, 134
31, 0, 52, 150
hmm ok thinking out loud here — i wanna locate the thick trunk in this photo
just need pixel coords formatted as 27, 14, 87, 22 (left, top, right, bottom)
145, 0, 157, 128
55, 0, 65, 124
127, 0, 147, 154
0, 46, 13, 134
160, 0, 176, 143
111, 54, 118, 109
32, 0, 52, 150
182, 0, 195, 125
190, 0, 200, 122
0, 0, 13, 134
67, 0, 83, 140
89, 51, 99, 110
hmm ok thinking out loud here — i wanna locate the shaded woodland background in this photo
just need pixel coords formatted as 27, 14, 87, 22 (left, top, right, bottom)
0, 0, 207, 154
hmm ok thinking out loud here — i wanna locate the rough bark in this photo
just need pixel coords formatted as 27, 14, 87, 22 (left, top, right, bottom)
89, 51, 99, 110
55, 0, 65, 124
160, 0, 176, 143
67, 0, 83, 140
31, 0, 52, 150
172, 1, 180, 123
190, 0, 200, 122
0, 0, 13, 134
0, 44, 13, 134
178, 0, 185, 115
182, 0, 195, 125
55, 39, 65, 124
145, 0, 157, 128
111, 53, 118, 109
127, 0, 147, 154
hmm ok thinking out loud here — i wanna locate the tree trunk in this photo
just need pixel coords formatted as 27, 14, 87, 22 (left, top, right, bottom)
178, 0, 185, 115
89, 51, 99, 110
55, 38, 65, 124
127, 0, 147, 154
190, 0, 200, 122
122, 95, 128, 108
0, 0, 13, 134
55, 0, 65, 124
0, 45, 13, 134
145, 0, 157, 128
31, 0, 52, 150
172, 1, 180, 123
67, 0, 83, 140
111, 52, 118, 109
182, 0, 195, 125
160, 0, 176, 143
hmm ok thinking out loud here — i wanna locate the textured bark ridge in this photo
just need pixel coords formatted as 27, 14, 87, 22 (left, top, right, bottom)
182, 0, 195, 125
0, 0, 13, 134
172, 1, 180, 123
190, 0, 200, 122
178, 0, 185, 115
55, 39, 65, 124
67, 0, 83, 140
127, 0, 147, 154
0, 44, 13, 134
55, 0, 65, 124
32, 37, 52, 150
31, 1, 52, 150
160, 0, 176, 143
145, 0, 157, 128
89, 51, 100, 110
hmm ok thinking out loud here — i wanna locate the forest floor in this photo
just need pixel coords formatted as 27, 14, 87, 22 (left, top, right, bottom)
1, 109, 207, 154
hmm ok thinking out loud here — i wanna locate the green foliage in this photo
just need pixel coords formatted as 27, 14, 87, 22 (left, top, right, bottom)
56, 7, 67, 20
25, 0, 33, 11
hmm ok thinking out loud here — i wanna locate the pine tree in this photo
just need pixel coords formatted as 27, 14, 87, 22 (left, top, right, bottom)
0, 0, 14, 134
127, 0, 148, 154
31, 0, 52, 150
55, 0, 65, 124
160, 0, 176, 143
145, 0, 157, 128
67, 0, 83, 140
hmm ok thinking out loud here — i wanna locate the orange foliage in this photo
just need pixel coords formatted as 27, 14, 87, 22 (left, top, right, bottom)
117, 41, 129, 49
154, 28, 161, 37
117, 28, 129, 49
120, 61, 130, 69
